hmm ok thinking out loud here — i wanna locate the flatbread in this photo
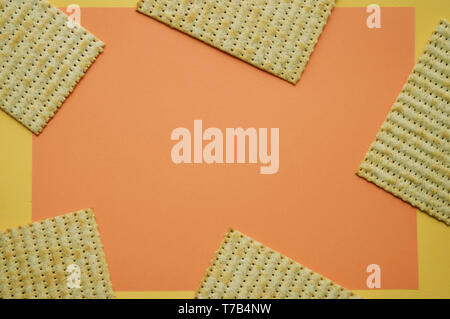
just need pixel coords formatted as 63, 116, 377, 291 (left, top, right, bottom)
195, 229, 358, 298
0, 0, 104, 134
0, 209, 115, 298
137, 0, 335, 84
358, 20, 450, 225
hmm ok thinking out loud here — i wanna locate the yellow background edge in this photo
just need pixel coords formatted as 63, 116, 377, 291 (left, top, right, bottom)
0, 0, 448, 299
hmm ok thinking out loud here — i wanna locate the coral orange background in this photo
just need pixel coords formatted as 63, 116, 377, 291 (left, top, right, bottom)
32, 7, 418, 290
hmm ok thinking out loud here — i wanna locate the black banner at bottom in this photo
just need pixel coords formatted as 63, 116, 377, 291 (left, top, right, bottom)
1, 298, 447, 317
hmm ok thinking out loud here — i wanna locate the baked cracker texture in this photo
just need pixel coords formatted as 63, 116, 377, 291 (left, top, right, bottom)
0, 0, 104, 135
358, 20, 450, 226
137, 0, 335, 84
0, 209, 115, 299
195, 229, 358, 299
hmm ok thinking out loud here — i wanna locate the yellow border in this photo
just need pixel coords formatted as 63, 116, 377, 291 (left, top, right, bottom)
0, 113, 31, 230
1, 0, 448, 299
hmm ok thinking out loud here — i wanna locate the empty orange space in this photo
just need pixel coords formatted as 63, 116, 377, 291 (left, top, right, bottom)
33, 7, 417, 290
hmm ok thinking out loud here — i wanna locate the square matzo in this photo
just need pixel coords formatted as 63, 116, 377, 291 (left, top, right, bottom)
137, 0, 335, 84
358, 20, 450, 226
0, 0, 104, 134
195, 229, 358, 299
0, 209, 115, 298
